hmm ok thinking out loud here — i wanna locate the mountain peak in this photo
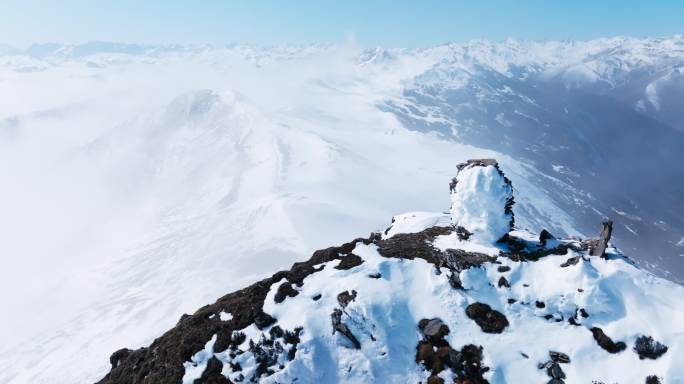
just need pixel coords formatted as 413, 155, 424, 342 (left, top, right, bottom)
96, 161, 682, 384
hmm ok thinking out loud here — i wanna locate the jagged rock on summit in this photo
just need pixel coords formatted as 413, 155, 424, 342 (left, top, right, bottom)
449, 159, 514, 243
589, 220, 613, 258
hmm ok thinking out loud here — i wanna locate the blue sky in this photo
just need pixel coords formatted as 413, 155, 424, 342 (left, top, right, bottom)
1, 0, 683, 48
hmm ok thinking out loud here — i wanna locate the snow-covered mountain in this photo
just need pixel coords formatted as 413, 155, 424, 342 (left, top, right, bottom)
97, 160, 684, 383
0, 37, 682, 383
379, 37, 684, 283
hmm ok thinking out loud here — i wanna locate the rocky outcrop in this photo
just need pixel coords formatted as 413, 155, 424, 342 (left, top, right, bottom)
589, 220, 613, 258
590, 327, 626, 354
415, 318, 489, 384
465, 303, 509, 334
95, 234, 376, 384
634, 336, 668, 360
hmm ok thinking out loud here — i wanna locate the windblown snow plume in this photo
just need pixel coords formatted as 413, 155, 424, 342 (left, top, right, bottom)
97, 160, 684, 384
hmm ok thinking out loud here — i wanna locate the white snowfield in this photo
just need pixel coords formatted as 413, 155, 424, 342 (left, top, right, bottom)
180, 169, 684, 383
0, 37, 682, 383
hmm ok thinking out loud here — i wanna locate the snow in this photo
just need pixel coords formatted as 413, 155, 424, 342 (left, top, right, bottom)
219, 311, 233, 322
184, 220, 684, 383
0, 37, 683, 383
182, 335, 217, 384
450, 162, 513, 243
382, 211, 451, 239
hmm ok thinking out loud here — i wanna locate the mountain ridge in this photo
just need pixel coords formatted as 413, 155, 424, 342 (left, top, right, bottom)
96, 160, 683, 384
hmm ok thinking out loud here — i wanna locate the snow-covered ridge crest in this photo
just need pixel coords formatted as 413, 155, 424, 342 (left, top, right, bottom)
449, 159, 514, 243
96, 159, 684, 384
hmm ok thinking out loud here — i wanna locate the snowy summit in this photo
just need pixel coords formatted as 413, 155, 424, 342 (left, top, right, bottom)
97, 160, 684, 384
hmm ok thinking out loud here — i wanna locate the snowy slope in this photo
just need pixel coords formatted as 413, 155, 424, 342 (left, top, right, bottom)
0, 45, 576, 384
0, 38, 682, 383
99, 160, 684, 384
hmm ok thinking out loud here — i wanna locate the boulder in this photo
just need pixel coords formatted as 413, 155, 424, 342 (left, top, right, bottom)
634, 336, 668, 360
549, 351, 571, 364
589, 220, 613, 258
590, 327, 626, 353
465, 302, 509, 333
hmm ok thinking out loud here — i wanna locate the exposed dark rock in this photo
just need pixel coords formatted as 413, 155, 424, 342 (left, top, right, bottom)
283, 327, 303, 360
109, 348, 131, 369
455, 225, 473, 240
547, 362, 566, 379
331, 308, 361, 349
500, 234, 577, 262
507, 298, 517, 304
375, 226, 453, 265
449, 271, 464, 289
590, 327, 626, 353
443, 248, 498, 274
312, 293, 322, 301
549, 351, 571, 364
539, 229, 555, 247
97, 233, 378, 384
634, 335, 668, 360
415, 319, 489, 384
367, 272, 382, 279
249, 337, 280, 379
195, 356, 230, 384
579, 308, 589, 318
535, 301, 546, 309
645, 375, 662, 384
416, 341, 449, 374
589, 220, 613, 258
268, 325, 284, 339
219, 325, 302, 382
498, 276, 510, 288
452, 344, 490, 384
455, 158, 499, 171
418, 318, 450, 343
560, 256, 580, 267
539, 354, 568, 383
273, 282, 299, 304
253, 312, 277, 330
337, 290, 357, 308
335, 253, 364, 270
497, 265, 511, 273
465, 302, 509, 333
376, 226, 497, 289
